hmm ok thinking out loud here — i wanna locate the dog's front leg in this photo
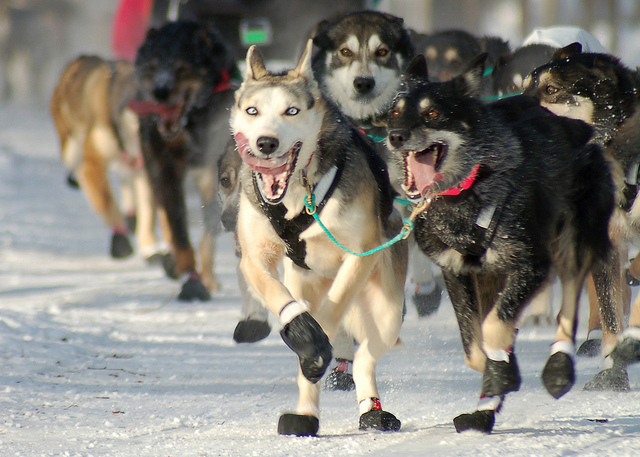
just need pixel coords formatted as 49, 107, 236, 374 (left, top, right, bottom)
313, 253, 378, 338
442, 271, 485, 372
238, 203, 332, 385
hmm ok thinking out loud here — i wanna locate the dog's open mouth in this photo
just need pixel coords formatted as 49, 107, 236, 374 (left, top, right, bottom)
402, 142, 447, 200
234, 132, 301, 203
127, 97, 190, 139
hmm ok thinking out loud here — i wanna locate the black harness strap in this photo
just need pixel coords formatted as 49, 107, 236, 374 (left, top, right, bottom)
254, 156, 345, 270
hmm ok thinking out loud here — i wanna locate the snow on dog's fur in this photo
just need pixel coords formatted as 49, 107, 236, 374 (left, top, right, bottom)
230, 40, 408, 436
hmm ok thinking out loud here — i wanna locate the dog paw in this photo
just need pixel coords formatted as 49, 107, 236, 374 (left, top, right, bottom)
110, 233, 133, 259
412, 280, 443, 317
481, 354, 521, 397
542, 352, 575, 399
359, 410, 401, 432
277, 413, 319, 436
453, 410, 495, 434
584, 366, 630, 392
177, 274, 211, 302
609, 333, 640, 367
576, 338, 601, 357
161, 253, 179, 279
233, 319, 271, 343
279, 312, 332, 383
66, 172, 80, 189
324, 370, 355, 391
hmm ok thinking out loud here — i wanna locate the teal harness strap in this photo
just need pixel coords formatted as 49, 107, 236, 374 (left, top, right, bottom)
303, 193, 413, 257
482, 91, 523, 102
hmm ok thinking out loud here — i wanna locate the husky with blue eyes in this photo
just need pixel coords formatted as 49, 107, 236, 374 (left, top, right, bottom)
229, 40, 408, 437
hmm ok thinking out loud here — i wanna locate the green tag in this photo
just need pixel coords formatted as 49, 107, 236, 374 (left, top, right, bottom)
240, 19, 272, 47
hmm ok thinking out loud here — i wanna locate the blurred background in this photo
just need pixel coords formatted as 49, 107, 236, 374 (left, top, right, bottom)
2, 0, 640, 108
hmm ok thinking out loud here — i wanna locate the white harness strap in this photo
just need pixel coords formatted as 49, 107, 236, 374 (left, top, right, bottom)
311, 165, 339, 204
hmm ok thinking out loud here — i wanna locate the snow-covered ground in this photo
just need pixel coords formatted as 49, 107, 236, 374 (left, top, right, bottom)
2, 105, 640, 457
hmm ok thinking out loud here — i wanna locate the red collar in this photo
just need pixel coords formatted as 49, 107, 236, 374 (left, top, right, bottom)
433, 163, 480, 197
212, 68, 232, 93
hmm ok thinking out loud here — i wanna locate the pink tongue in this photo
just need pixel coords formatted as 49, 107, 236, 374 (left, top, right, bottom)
261, 170, 288, 199
408, 152, 443, 196
234, 132, 288, 174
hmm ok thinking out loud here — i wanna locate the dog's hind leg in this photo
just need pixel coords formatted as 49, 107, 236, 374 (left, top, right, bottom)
78, 133, 132, 259
584, 253, 631, 392
541, 272, 587, 398
192, 165, 222, 292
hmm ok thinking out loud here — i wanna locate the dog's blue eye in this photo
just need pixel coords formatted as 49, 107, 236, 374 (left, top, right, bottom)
246, 107, 258, 115
285, 107, 300, 116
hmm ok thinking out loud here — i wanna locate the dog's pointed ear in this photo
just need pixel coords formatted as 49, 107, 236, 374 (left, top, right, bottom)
552, 42, 582, 61
405, 54, 428, 81
290, 39, 314, 79
456, 53, 488, 98
245, 45, 269, 81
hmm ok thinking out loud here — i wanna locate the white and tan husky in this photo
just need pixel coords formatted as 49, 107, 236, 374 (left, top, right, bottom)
230, 40, 408, 436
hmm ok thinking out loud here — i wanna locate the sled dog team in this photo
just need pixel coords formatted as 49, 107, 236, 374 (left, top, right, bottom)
50, 11, 640, 436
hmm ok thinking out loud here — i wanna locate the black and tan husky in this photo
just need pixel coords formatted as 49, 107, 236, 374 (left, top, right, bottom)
387, 54, 615, 433
523, 43, 640, 390
230, 40, 408, 436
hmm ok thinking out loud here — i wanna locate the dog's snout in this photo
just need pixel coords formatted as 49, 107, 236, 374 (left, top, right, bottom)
388, 129, 410, 148
152, 72, 174, 101
354, 76, 375, 94
256, 136, 280, 155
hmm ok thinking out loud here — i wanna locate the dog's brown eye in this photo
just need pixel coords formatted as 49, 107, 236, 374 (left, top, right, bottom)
390, 109, 400, 118
546, 85, 558, 95
340, 48, 353, 57
220, 176, 231, 189
376, 48, 388, 57
427, 110, 439, 118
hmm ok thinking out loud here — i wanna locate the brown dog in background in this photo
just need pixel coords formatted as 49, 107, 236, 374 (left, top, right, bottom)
50, 54, 166, 261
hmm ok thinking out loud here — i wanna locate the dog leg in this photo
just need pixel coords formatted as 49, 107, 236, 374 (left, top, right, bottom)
192, 166, 222, 292
238, 240, 331, 383
324, 326, 355, 391
77, 139, 132, 259
584, 255, 630, 391
577, 275, 603, 357
442, 271, 485, 372
120, 168, 137, 233
312, 254, 379, 338
353, 325, 401, 432
140, 126, 208, 301
356, 348, 401, 432
277, 369, 321, 436
233, 261, 271, 343
541, 275, 584, 398
132, 169, 164, 262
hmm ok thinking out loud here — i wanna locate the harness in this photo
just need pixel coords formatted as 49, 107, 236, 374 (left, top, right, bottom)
254, 157, 345, 270
410, 164, 503, 258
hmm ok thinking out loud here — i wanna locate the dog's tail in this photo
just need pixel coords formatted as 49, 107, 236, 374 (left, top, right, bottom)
573, 143, 615, 264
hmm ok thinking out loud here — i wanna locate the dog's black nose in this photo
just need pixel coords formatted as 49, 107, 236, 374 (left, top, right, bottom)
388, 129, 410, 148
153, 86, 171, 101
354, 76, 375, 94
257, 136, 279, 155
